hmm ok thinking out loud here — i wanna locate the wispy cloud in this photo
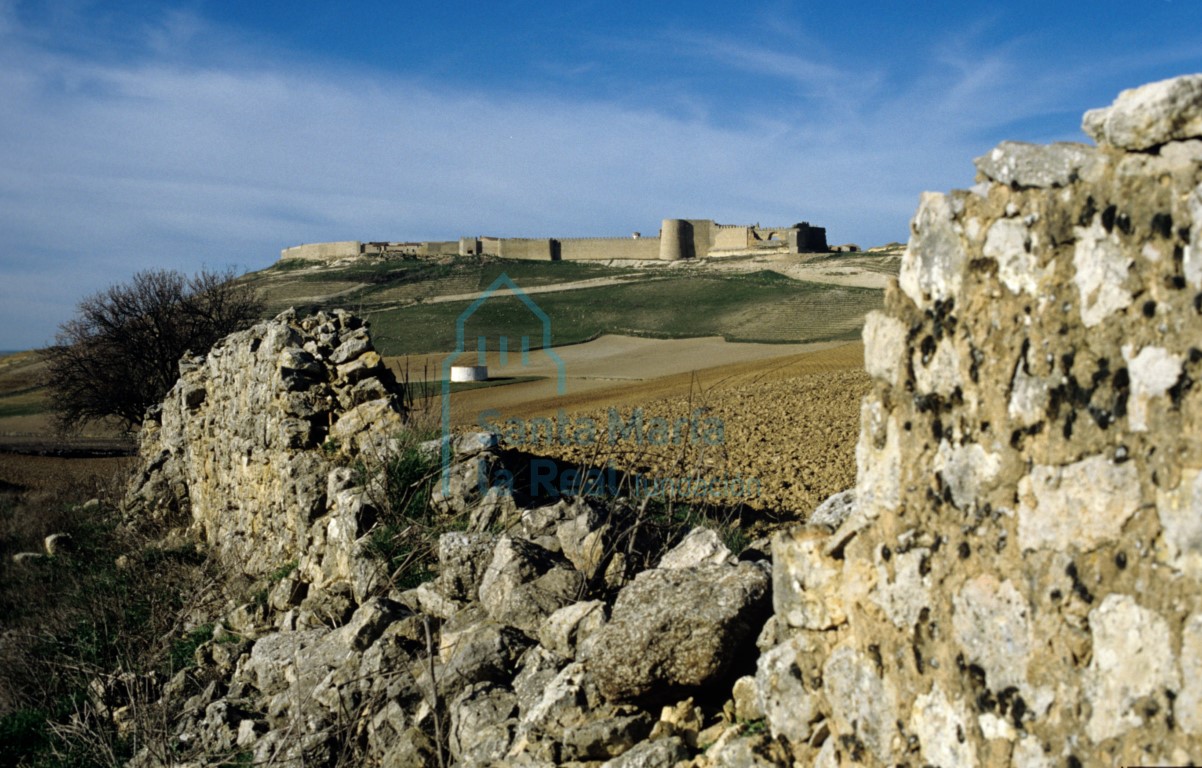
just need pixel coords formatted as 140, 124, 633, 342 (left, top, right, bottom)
1, 4, 1199, 349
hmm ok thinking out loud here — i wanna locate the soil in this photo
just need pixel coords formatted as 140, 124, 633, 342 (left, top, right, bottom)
412, 337, 869, 520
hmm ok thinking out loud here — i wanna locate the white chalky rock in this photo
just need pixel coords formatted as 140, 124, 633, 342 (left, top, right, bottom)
900, 192, 965, 308
1083, 73, 1202, 150
1156, 468, 1202, 576
1085, 594, 1178, 743
1017, 455, 1140, 552
1072, 219, 1131, 328
1120, 344, 1183, 432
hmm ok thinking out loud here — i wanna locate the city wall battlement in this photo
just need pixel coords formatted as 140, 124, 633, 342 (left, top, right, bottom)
279, 218, 829, 264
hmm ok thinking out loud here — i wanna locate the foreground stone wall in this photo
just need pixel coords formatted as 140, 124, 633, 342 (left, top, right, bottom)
758, 74, 1202, 766
125, 309, 406, 597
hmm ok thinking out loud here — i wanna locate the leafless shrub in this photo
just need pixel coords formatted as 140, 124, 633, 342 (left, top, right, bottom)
45, 268, 263, 432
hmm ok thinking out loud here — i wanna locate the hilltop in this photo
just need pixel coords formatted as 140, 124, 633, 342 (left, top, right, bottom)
240, 246, 901, 356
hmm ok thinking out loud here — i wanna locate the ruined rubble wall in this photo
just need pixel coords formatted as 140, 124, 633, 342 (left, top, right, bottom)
124, 309, 406, 595
761, 74, 1202, 766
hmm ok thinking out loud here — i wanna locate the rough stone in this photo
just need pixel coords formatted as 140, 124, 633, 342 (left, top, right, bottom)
1083, 73, 1202, 149
598, 735, 688, 768
1072, 218, 1132, 327
806, 488, 855, 531
822, 645, 897, 763
951, 575, 1031, 694
478, 536, 586, 636
772, 527, 845, 630
1085, 594, 1178, 743
1017, 454, 1140, 552
1156, 468, 1202, 576
1121, 344, 1183, 432
974, 140, 1102, 188
1177, 613, 1202, 735
538, 600, 607, 661
582, 562, 770, 704
755, 636, 819, 744
899, 191, 965, 308
862, 311, 907, 387
656, 526, 734, 569
909, 686, 977, 768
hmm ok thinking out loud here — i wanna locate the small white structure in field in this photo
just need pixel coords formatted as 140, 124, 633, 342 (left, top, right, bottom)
450, 365, 488, 383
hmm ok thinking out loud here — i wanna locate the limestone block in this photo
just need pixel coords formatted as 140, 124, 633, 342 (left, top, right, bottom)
1122, 344, 1183, 432
557, 505, 613, 579
1008, 354, 1051, 428
934, 440, 1000, 511
909, 686, 977, 768
1156, 468, 1202, 576
822, 645, 898, 763
439, 618, 531, 690
871, 547, 930, 630
755, 636, 820, 743
855, 400, 901, 518
537, 600, 607, 660
900, 192, 966, 308
807, 488, 855, 531
912, 336, 961, 397
862, 311, 907, 387
656, 526, 733, 569
1177, 613, 1202, 735
1188, 183, 1202, 288
952, 575, 1031, 694
974, 140, 1103, 188
1084, 594, 1178, 743
598, 736, 688, 768
511, 646, 566, 720
434, 531, 496, 602
478, 536, 585, 636
772, 527, 846, 630
983, 217, 1053, 295
1017, 454, 1140, 552
1010, 736, 1054, 768
731, 675, 762, 722
581, 562, 770, 704
1072, 219, 1131, 327
449, 681, 517, 764
1082, 73, 1202, 150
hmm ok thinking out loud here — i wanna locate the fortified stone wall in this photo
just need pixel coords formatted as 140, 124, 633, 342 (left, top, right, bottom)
280, 241, 363, 261
557, 236, 663, 261
756, 74, 1202, 766
496, 237, 556, 261
280, 219, 826, 263
124, 309, 407, 600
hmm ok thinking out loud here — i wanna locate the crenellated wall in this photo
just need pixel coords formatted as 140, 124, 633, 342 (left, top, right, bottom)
756, 73, 1202, 767
279, 219, 828, 264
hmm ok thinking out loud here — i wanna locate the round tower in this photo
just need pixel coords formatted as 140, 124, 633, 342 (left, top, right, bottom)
659, 219, 690, 260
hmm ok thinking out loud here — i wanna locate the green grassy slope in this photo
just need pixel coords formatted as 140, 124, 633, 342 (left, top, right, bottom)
244, 254, 892, 356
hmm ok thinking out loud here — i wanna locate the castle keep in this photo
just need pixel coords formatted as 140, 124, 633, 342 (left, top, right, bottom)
279, 218, 828, 263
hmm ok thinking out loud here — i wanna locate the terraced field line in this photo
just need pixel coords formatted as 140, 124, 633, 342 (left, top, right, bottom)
367, 274, 664, 314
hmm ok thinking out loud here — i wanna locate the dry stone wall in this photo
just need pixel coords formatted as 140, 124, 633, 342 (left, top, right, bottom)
758, 74, 1202, 766
125, 308, 406, 598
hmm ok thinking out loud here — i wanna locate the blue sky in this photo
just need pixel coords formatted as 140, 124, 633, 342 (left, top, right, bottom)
2, 1, 1201, 350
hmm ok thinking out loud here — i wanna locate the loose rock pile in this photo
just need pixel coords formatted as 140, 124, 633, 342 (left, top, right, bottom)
127, 437, 779, 766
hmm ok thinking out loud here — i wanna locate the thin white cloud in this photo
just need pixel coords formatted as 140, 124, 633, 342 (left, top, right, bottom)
1, 5, 1199, 349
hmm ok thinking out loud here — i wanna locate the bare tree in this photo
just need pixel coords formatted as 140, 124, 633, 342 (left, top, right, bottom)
46, 268, 264, 431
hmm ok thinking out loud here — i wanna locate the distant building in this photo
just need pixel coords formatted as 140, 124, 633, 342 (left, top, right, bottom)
280, 219, 829, 263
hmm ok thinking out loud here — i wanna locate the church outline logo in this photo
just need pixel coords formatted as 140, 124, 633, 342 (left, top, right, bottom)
439, 273, 566, 494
